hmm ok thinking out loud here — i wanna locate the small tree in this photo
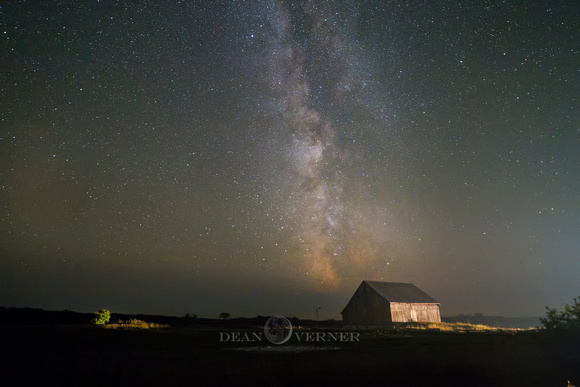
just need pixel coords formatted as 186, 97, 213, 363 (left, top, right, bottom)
92, 309, 111, 325
219, 312, 230, 320
540, 297, 580, 329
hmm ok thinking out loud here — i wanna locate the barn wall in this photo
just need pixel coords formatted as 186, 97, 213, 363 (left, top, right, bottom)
342, 282, 392, 325
390, 303, 441, 323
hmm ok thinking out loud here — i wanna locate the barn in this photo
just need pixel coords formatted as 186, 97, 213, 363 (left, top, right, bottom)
341, 281, 441, 325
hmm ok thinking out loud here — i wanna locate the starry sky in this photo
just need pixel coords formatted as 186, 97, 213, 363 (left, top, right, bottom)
1, 0, 578, 319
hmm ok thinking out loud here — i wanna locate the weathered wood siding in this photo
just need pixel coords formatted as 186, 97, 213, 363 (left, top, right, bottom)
390, 302, 441, 323
342, 282, 392, 325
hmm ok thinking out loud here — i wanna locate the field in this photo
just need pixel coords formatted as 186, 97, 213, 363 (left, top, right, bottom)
1, 324, 579, 386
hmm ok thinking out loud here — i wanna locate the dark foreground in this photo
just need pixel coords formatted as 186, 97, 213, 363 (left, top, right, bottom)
1, 325, 579, 386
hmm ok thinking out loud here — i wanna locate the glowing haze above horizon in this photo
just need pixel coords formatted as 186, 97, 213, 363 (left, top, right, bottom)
1, 0, 578, 320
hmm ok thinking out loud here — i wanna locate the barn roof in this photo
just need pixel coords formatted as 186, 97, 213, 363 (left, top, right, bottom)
364, 281, 439, 304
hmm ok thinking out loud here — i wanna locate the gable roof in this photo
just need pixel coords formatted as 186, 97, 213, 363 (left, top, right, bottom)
364, 281, 439, 304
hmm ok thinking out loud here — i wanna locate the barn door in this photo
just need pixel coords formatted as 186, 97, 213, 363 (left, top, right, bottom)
410, 309, 417, 322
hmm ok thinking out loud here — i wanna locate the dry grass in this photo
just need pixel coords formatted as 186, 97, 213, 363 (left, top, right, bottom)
104, 319, 168, 330
368, 322, 535, 337
403, 321, 530, 333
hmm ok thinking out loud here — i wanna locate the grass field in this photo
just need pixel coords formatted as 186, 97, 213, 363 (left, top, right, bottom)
1, 324, 579, 386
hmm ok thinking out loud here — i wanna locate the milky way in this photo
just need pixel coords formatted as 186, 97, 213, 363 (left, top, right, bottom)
259, 1, 388, 286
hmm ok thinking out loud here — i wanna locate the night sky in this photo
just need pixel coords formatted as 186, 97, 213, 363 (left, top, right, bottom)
1, 1, 578, 320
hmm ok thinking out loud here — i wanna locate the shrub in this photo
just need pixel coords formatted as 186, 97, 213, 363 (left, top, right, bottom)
92, 309, 110, 325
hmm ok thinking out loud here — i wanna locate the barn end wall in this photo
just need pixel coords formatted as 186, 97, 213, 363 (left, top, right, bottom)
390, 302, 441, 323
342, 282, 392, 325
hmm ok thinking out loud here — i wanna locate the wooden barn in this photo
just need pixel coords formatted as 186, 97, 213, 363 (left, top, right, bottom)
341, 281, 441, 325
